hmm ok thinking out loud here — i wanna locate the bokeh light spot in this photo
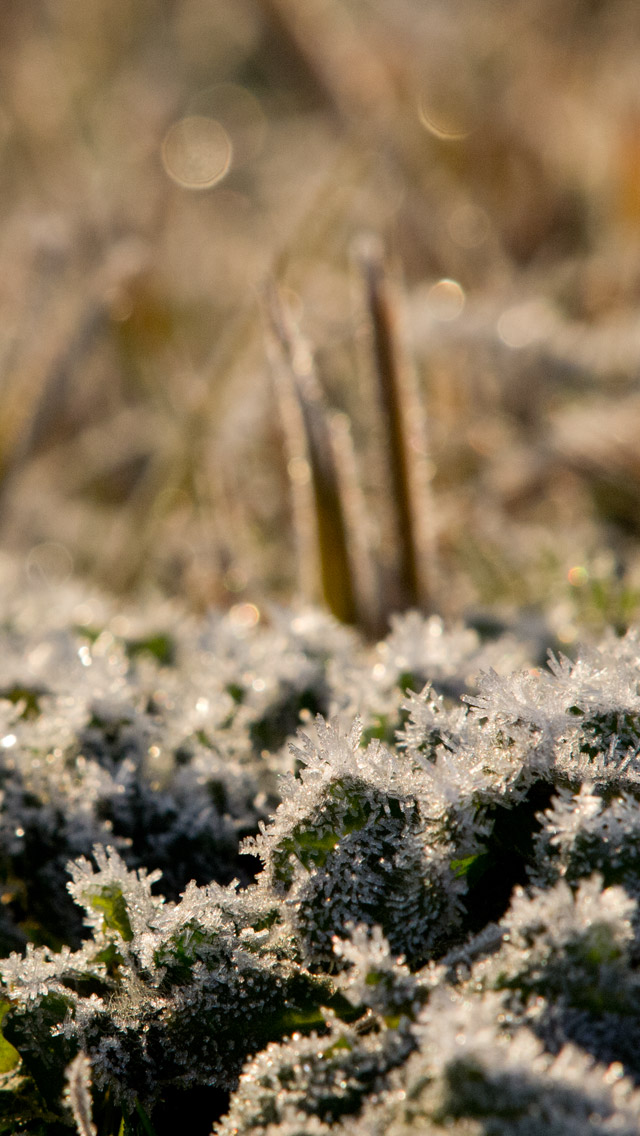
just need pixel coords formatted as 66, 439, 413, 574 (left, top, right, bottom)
188, 84, 267, 168
161, 116, 232, 189
26, 542, 73, 586
497, 300, 556, 349
426, 278, 465, 321
418, 92, 470, 141
229, 602, 260, 631
568, 565, 589, 587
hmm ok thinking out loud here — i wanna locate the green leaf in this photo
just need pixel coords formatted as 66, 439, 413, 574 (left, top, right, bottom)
125, 633, 175, 666
87, 886, 133, 942
0, 685, 44, 720
450, 853, 486, 880
0, 1005, 19, 1075
134, 1099, 158, 1136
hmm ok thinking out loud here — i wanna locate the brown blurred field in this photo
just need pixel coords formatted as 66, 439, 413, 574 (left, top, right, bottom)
2, 0, 640, 639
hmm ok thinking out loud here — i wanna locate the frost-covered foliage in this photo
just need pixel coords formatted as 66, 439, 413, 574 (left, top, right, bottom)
3, 568, 640, 1133
245, 718, 472, 966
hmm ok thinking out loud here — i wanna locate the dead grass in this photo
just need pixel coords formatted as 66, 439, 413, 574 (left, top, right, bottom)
1, 0, 640, 637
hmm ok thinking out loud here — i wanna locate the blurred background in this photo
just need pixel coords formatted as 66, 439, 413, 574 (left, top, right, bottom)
2, 0, 640, 640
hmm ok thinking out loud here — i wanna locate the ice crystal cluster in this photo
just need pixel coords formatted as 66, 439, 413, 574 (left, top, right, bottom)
2, 567, 640, 1132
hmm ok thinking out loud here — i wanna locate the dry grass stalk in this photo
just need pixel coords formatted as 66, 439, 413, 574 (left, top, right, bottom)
264, 284, 369, 628
263, 284, 322, 606
326, 407, 383, 637
255, 0, 397, 128
356, 237, 435, 614
264, 239, 437, 639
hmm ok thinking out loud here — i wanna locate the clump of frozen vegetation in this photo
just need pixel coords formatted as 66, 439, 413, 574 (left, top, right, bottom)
2, 563, 640, 1133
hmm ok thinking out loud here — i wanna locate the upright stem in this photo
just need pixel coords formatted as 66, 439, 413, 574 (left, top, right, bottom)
357, 239, 434, 613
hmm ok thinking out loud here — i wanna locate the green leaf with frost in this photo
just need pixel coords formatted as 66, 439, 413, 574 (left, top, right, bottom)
0, 1005, 19, 1075
86, 886, 133, 942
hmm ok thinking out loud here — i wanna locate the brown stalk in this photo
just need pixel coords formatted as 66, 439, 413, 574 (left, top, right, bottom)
255, 0, 397, 129
356, 237, 434, 614
326, 408, 383, 638
264, 284, 371, 629
263, 286, 321, 605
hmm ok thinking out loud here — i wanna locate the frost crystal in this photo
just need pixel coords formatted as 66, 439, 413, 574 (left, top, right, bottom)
1, 578, 640, 1131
